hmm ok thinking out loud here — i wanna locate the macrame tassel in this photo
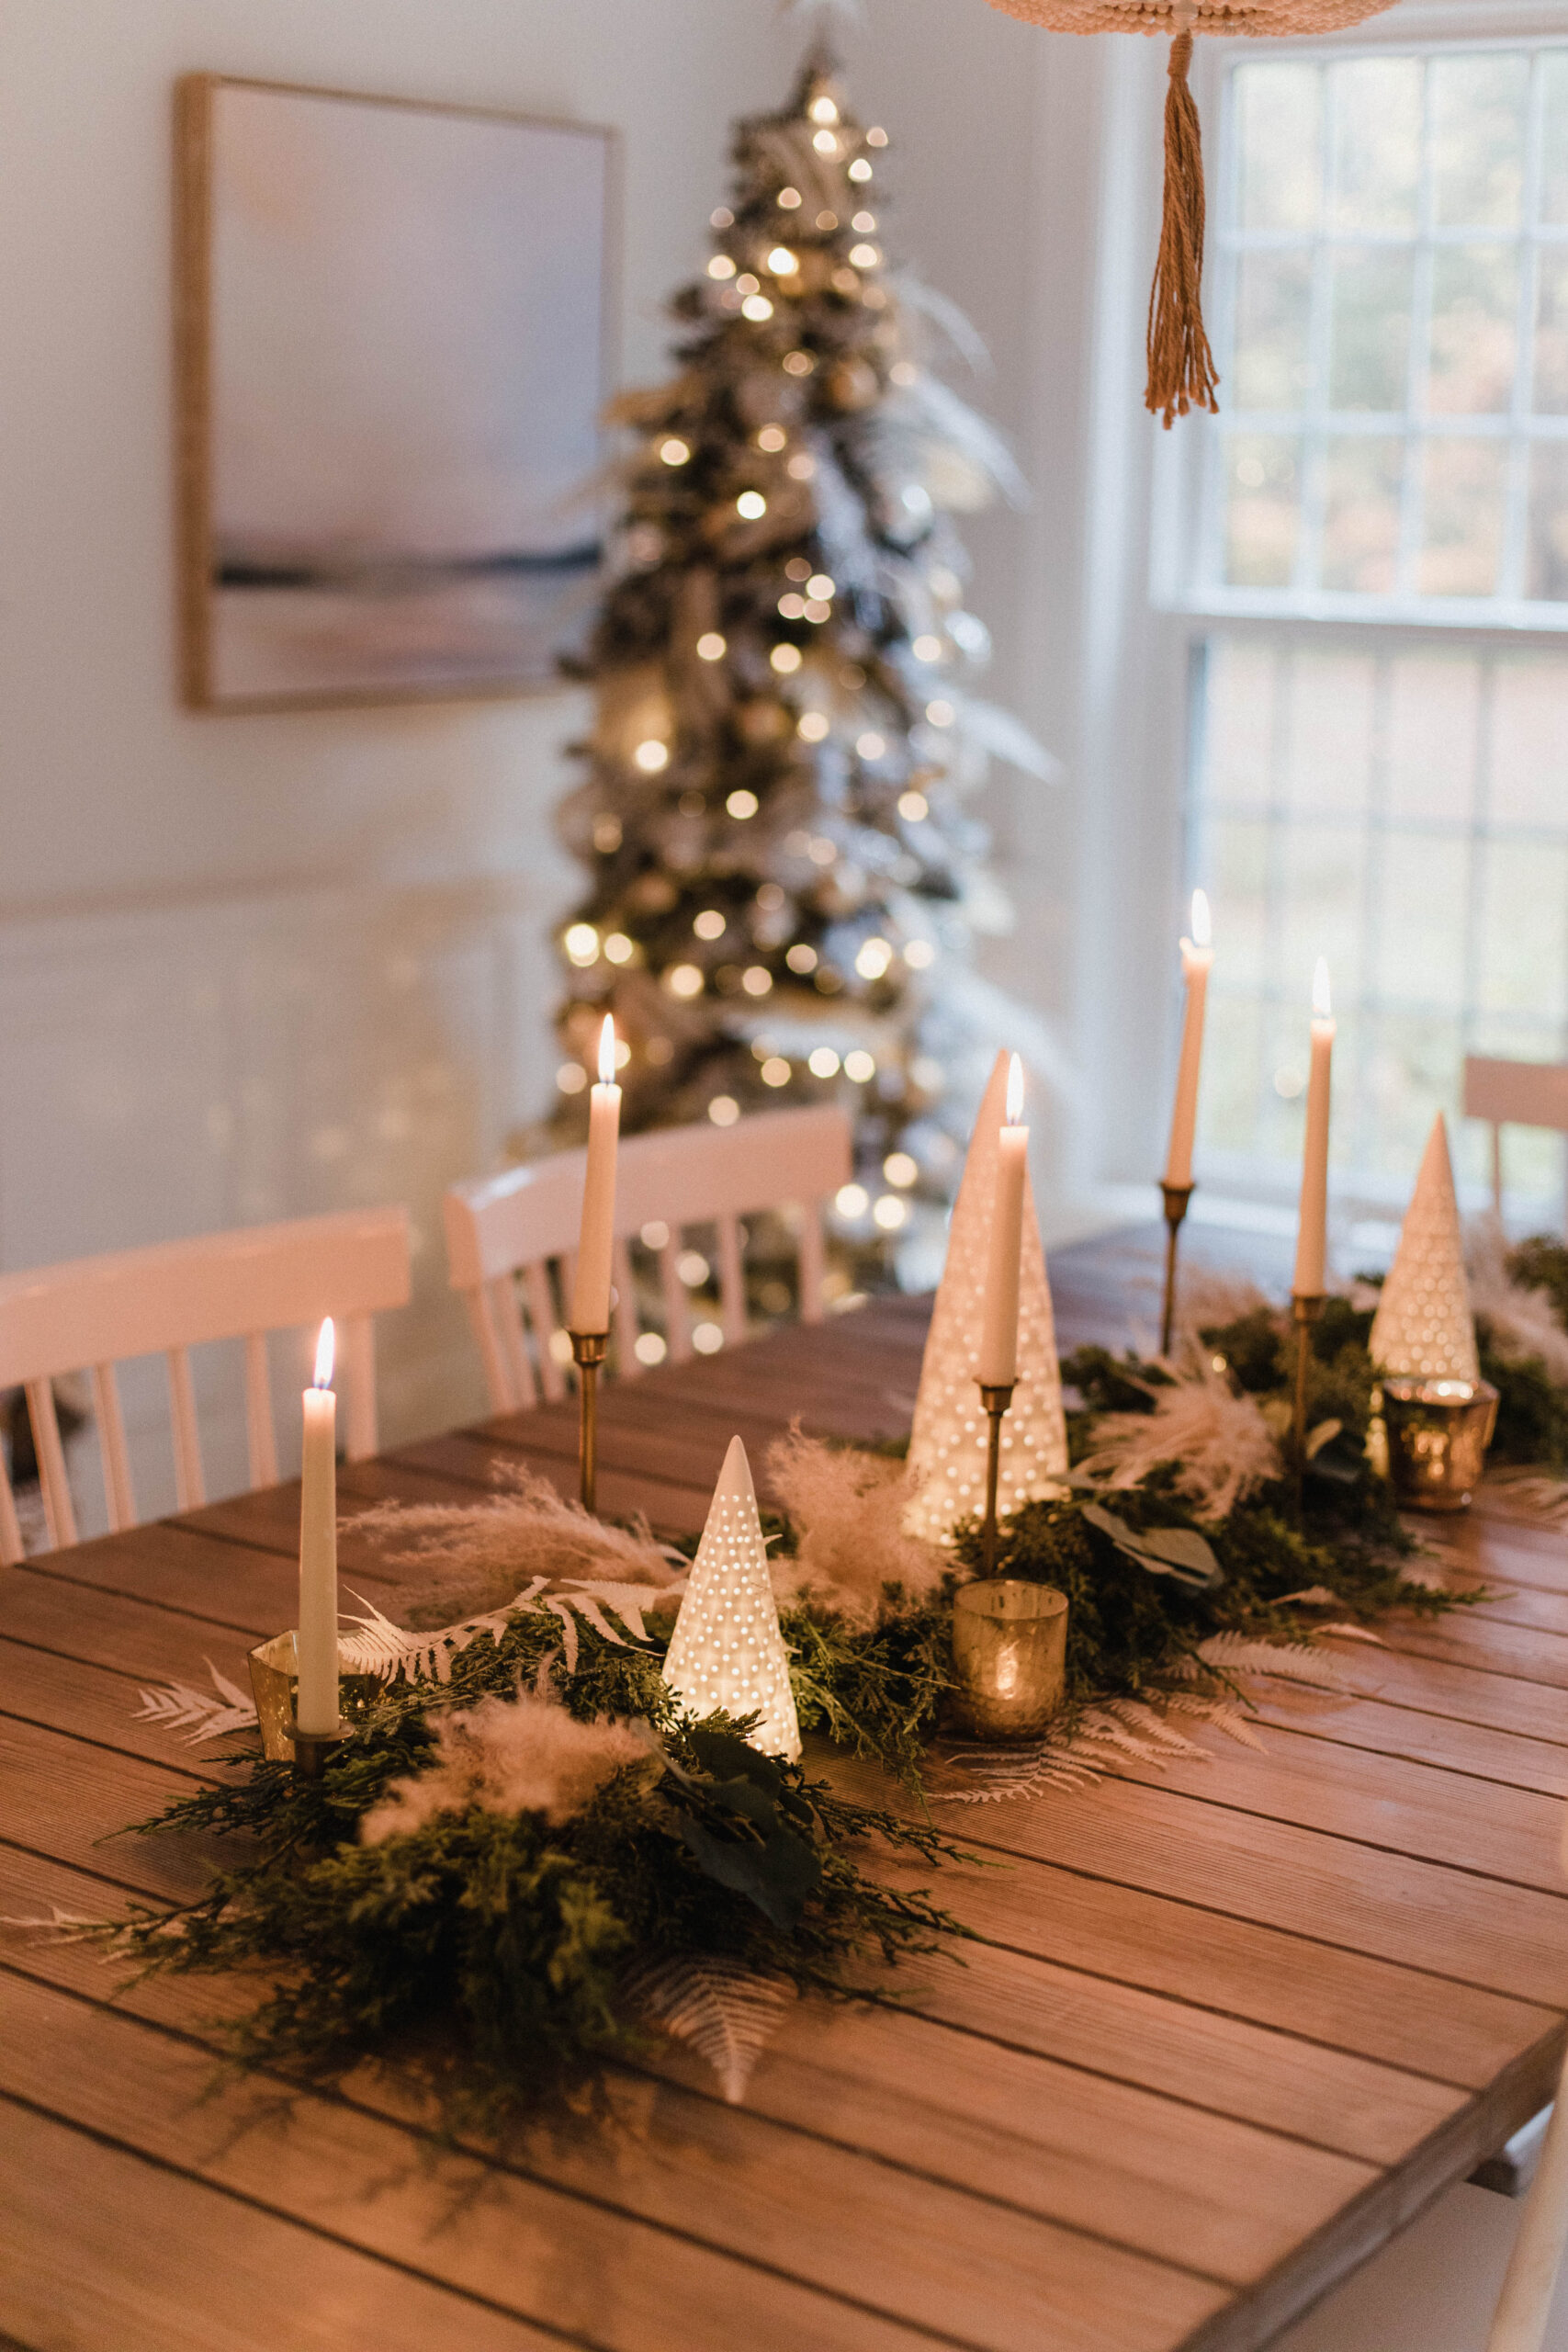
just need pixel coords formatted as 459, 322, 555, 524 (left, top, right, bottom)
1146, 24, 1220, 427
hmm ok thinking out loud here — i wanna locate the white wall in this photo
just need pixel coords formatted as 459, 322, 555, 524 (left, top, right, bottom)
0, 0, 1122, 1509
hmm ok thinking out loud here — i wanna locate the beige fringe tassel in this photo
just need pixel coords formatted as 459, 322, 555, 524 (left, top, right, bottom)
1146, 21, 1219, 426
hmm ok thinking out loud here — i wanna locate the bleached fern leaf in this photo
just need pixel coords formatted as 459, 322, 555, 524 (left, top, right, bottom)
1314, 1622, 1386, 1646
1196, 1634, 1351, 1692
1162, 1693, 1269, 1750
930, 1735, 1106, 1804
626, 1956, 795, 2104
135, 1659, 257, 1743
1276, 1587, 1344, 1609
1485, 1469, 1568, 1524
1099, 1697, 1208, 1755
0, 1903, 103, 1939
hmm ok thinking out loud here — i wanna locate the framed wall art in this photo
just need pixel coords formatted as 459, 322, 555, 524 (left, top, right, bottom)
175, 75, 615, 710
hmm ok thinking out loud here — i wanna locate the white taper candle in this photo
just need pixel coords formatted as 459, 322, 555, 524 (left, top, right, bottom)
1292, 960, 1336, 1297
1164, 889, 1213, 1191
571, 1016, 622, 1334
978, 1055, 1028, 1388
296, 1317, 339, 1737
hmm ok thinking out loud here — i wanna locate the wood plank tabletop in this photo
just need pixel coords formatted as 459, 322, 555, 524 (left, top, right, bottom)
4, 1225, 1566, 2352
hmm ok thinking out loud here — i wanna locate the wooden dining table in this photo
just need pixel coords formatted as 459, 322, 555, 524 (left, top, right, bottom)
4, 1227, 1568, 2352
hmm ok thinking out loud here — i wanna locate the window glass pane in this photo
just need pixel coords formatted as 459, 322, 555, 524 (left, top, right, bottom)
1233, 252, 1313, 410
1329, 55, 1422, 233
1476, 838, 1568, 1013
1223, 435, 1302, 586
1282, 650, 1375, 815
1526, 441, 1568, 601
1360, 1012, 1466, 1179
1418, 439, 1506, 595
1327, 248, 1413, 410
1202, 638, 1277, 808
1385, 650, 1481, 822
1209, 817, 1270, 989
1322, 436, 1403, 591
1540, 52, 1568, 224
1235, 62, 1322, 233
1430, 52, 1529, 228
1276, 820, 1369, 995
1373, 837, 1470, 1010
1427, 244, 1519, 413
1532, 250, 1568, 413
1202, 994, 1266, 1158
1490, 654, 1568, 825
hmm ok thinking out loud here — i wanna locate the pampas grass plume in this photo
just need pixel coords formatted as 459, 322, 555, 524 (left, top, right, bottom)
362, 1683, 651, 1844
766, 1427, 947, 1627
1466, 1217, 1568, 1387
1074, 1358, 1280, 1524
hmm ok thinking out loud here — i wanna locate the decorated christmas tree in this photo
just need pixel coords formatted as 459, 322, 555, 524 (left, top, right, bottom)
550, 41, 1050, 1254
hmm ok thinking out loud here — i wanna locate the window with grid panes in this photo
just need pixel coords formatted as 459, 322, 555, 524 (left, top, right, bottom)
1187, 37, 1568, 1222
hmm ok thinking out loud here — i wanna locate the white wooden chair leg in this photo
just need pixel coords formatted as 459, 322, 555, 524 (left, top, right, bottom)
343, 1316, 377, 1461
0, 1454, 25, 1566
717, 1214, 747, 1348
526, 1263, 565, 1403
1486, 2038, 1568, 2351
660, 1240, 692, 1363
25, 1379, 77, 1552
463, 1286, 513, 1415
90, 1363, 136, 1532
799, 1204, 827, 1322
613, 1238, 640, 1378
166, 1348, 206, 1511
243, 1332, 279, 1488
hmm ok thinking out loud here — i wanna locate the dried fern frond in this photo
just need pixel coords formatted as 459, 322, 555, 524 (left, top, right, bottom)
624, 1955, 795, 2104
1192, 1633, 1351, 1693
134, 1660, 257, 1743
1073, 1359, 1281, 1524
1484, 1467, 1568, 1524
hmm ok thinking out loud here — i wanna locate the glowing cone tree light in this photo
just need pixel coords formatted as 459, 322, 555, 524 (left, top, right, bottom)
662, 1436, 802, 1759
1370, 1114, 1481, 1384
904, 1050, 1068, 1543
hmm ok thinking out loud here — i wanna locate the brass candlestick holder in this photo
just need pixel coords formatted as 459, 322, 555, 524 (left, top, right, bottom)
1158, 1181, 1196, 1357
1291, 1292, 1325, 1514
570, 1329, 609, 1513
246, 1631, 380, 1771
976, 1378, 1017, 1577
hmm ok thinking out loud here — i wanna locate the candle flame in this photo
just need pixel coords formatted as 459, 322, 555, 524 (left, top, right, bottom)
313, 1317, 335, 1390
1005, 1052, 1025, 1127
598, 1014, 617, 1087
1190, 888, 1212, 949
1312, 957, 1332, 1021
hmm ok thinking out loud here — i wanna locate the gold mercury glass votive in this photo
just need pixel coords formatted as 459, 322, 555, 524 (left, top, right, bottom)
1381, 1377, 1499, 1514
246, 1632, 385, 1761
951, 1580, 1069, 1740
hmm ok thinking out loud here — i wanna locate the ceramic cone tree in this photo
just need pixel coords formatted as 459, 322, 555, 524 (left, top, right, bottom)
1370, 1114, 1480, 1383
662, 1436, 802, 1759
903, 1050, 1069, 1542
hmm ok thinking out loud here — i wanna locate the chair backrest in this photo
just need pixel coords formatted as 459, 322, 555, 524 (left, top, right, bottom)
1462, 1055, 1568, 1219
446, 1104, 854, 1413
0, 1205, 411, 1564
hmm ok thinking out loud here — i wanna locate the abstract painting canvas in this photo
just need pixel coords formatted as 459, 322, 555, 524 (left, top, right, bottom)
177, 76, 613, 708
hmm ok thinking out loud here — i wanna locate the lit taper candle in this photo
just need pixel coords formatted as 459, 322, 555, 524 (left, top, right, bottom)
296, 1317, 339, 1737
571, 1015, 622, 1334
1292, 960, 1336, 1296
978, 1054, 1028, 1387
1163, 888, 1213, 1191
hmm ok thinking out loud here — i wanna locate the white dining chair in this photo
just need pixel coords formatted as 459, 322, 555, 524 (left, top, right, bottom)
1463, 1056, 1568, 1227
445, 1103, 854, 1414
0, 1205, 412, 1565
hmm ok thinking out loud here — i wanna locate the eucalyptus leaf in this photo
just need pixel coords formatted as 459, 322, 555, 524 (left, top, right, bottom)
1078, 1502, 1221, 1589
675, 1813, 821, 1932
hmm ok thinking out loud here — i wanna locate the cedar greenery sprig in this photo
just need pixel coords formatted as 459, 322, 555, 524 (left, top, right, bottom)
117, 1623, 973, 2135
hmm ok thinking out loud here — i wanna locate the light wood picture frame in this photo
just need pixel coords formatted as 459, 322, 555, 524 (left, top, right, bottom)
175, 74, 616, 712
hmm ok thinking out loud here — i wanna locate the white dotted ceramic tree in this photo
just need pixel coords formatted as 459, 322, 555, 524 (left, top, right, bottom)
903, 1050, 1069, 1543
1370, 1113, 1480, 1383
662, 1436, 801, 1759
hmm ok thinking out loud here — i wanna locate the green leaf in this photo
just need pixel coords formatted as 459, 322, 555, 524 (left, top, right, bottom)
1079, 1502, 1221, 1589
675, 1813, 821, 1932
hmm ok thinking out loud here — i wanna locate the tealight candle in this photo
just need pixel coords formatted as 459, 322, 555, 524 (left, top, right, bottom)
296, 1317, 339, 1738
978, 1054, 1028, 1388
1163, 888, 1213, 1191
571, 1016, 622, 1334
1292, 960, 1336, 1297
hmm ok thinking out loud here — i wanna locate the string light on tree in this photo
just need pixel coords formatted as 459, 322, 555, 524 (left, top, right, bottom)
551, 40, 1051, 1278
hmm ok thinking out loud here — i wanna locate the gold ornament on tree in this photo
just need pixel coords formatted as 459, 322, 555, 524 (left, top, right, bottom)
661, 1436, 802, 1759
1370, 1114, 1480, 1383
975, 0, 1399, 424
904, 1050, 1069, 1543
